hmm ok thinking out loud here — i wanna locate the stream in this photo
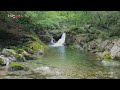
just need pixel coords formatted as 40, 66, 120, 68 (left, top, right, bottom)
1, 46, 120, 79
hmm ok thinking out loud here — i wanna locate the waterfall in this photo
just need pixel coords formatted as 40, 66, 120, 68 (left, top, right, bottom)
50, 33, 66, 47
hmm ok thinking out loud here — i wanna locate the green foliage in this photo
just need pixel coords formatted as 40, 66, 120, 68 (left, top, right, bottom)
17, 49, 26, 54
98, 32, 110, 40
17, 49, 29, 56
1, 11, 120, 50
102, 51, 112, 61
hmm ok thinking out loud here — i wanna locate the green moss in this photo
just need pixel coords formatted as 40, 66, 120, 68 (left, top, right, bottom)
15, 53, 26, 62
0, 58, 4, 65
10, 62, 23, 67
23, 46, 33, 53
10, 62, 28, 71
102, 51, 112, 61
11, 32, 48, 54
31, 41, 44, 51
25, 41, 47, 52
17, 49, 29, 56
17, 49, 26, 53
98, 32, 109, 40
97, 47, 104, 52
9, 46, 17, 50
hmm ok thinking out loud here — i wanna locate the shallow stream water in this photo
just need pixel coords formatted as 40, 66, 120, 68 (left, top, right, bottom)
1, 46, 120, 79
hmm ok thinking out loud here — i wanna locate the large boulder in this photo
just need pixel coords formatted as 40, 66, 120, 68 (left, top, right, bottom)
25, 41, 46, 55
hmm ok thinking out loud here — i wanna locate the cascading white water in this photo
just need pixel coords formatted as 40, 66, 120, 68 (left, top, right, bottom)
50, 33, 66, 47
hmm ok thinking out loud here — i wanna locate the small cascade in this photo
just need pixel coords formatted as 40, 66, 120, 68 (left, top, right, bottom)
50, 33, 66, 47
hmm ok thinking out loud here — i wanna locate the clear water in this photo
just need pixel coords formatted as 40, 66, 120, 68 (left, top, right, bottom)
1, 46, 120, 79
36, 46, 120, 79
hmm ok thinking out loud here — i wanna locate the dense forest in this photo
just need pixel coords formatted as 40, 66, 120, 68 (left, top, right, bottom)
0, 11, 120, 79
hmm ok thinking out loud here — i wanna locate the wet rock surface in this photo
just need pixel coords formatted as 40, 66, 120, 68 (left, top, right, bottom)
79, 39, 120, 61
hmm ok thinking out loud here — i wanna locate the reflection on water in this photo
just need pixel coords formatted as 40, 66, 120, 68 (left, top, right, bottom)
56, 46, 66, 60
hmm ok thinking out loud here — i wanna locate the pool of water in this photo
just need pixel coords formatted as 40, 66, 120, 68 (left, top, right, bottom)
38, 46, 120, 79
1, 46, 120, 79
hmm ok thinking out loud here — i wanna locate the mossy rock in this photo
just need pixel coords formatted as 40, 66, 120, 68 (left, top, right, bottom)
15, 53, 26, 62
0, 58, 4, 65
9, 62, 28, 71
1, 49, 16, 57
30, 41, 44, 51
17, 49, 26, 53
17, 49, 29, 56
102, 51, 112, 61
24, 41, 47, 54
19, 33, 48, 54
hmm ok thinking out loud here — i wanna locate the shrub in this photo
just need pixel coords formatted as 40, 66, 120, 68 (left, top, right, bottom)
102, 51, 112, 61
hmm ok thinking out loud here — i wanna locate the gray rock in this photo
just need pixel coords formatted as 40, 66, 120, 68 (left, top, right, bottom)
105, 43, 114, 51
0, 55, 10, 66
101, 60, 120, 67
1, 49, 16, 56
110, 41, 120, 59
114, 51, 120, 60
0, 54, 17, 66
98, 40, 111, 50
8, 56, 17, 61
